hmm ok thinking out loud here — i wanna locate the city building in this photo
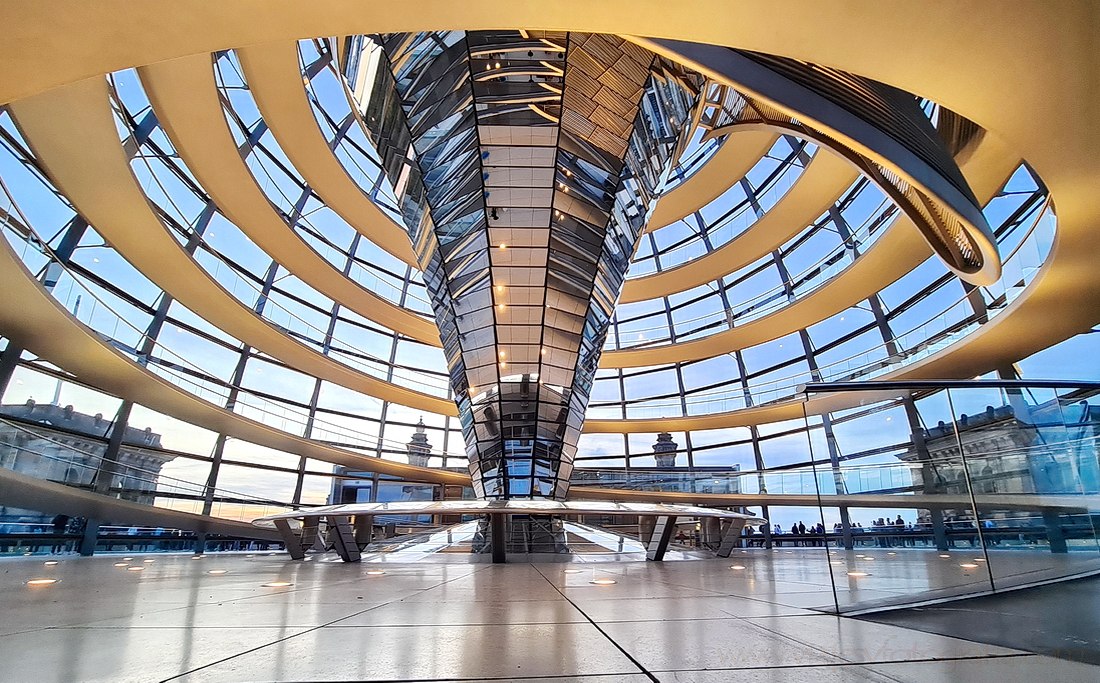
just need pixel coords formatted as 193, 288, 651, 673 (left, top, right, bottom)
0, 3, 1098, 681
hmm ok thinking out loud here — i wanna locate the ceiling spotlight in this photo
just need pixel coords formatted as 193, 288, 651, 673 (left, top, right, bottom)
499, 243, 507, 250
26, 578, 58, 586
589, 578, 617, 585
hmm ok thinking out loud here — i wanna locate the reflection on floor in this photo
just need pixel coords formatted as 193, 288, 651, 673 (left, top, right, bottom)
3, 550, 1100, 682
866, 574, 1100, 666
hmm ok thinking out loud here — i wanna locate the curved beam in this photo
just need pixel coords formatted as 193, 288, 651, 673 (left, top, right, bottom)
6, 76, 455, 416
234, 41, 420, 268
621, 146, 857, 303
137, 53, 441, 346
0, 234, 466, 482
644, 130, 776, 233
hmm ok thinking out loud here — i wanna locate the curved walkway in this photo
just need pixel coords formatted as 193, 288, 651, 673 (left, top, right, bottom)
621, 147, 857, 303
6, 76, 454, 416
644, 130, 776, 233
235, 41, 420, 268
600, 137, 1019, 369
0, 233, 465, 481
137, 53, 440, 345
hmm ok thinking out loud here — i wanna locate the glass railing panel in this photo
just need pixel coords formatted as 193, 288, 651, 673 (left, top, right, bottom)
945, 385, 1100, 592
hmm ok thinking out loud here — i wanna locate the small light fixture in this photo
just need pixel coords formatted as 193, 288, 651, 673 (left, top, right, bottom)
208, 569, 228, 575
43, 561, 59, 566
142, 559, 155, 564
499, 350, 506, 358
887, 552, 897, 556
122, 557, 133, 561
114, 562, 129, 567
262, 581, 293, 587
939, 554, 951, 558
366, 569, 385, 575
960, 563, 979, 569
26, 578, 58, 586
847, 571, 870, 577
563, 569, 583, 574
191, 555, 203, 560
830, 560, 844, 565
973, 558, 986, 562
589, 578, 617, 585
729, 565, 746, 570
127, 566, 144, 572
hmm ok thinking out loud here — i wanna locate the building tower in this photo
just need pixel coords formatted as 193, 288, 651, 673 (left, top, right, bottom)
406, 417, 432, 468
653, 432, 678, 468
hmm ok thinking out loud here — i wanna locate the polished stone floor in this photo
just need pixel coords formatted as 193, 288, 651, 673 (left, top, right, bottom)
2, 550, 1099, 682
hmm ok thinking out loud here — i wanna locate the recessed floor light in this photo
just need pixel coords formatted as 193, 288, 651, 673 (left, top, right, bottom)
864, 557, 875, 561
114, 562, 129, 567
830, 561, 844, 565
207, 569, 228, 575
730, 565, 746, 570
26, 578, 58, 586
589, 578, 617, 585
846, 571, 870, 577
562, 569, 583, 574
142, 559, 155, 564
939, 554, 951, 558
43, 561, 58, 566
974, 558, 986, 562
960, 563, 979, 569
365, 570, 385, 575
887, 552, 897, 556
191, 556, 203, 560
122, 557, 133, 561
262, 581, 293, 587
127, 566, 144, 572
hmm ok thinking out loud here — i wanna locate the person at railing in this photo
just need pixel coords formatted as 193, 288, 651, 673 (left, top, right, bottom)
50, 514, 69, 554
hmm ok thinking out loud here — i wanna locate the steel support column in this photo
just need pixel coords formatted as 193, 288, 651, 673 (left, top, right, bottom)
646, 515, 677, 561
